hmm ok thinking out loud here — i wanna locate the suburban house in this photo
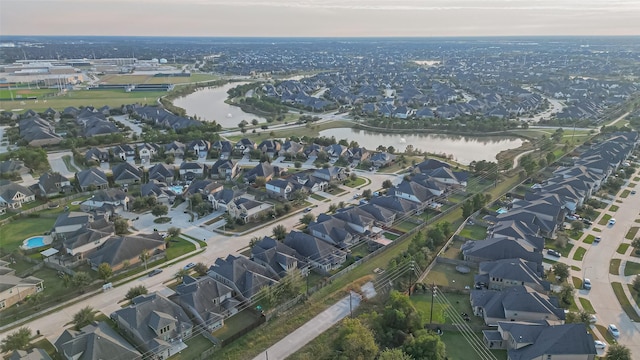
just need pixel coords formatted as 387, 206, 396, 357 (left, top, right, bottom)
212, 140, 233, 160
187, 139, 210, 158
148, 163, 176, 184
111, 162, 142, 185
210, 159, 239, 180
37, 172, 72, 197
182, 179, 223, 200
307, 214, 359, 249
422, 166, 469, 187
179, 162, 208, 181
369, 195, 420, 217
8, 348, 52, 360
0, 180, 36, 210
54, 321, 141, 360
324, 144, 348, 160
461, 236, 543, 265
208, 255, 280, 300
251, 237, 309, 277
413, 159, 451, 174
265, 179, 301, 200
111, 144, 136, 161
290, 172, 329, 193
18, 116, 63, 146
111, 293, 193, 360
0, 261, 44, 311
170, 276, 238, 331
279, 140, 304, 158
209, 188, 242, 211
256, 139, 281, 158
483, 321, 596, 360
358, 203, 397, 227
81, 189, 130, 212
164, 141, 186, 158
312, 166, 347, 183
227, 197, 274, 223
75, 168, 109, 192
54, 211, 95, 236
284, 231, 347, 274
475, 258, 550, 293
233, 138, 256, 155
137, 143, 159, 164
389, 180, 436, 211
470, 285, 565, 326
84, 147, 110, 164
0, 160, 30, 176
87, 233, 165, 271
243, 162, 280, 184
369, 152, 396, 168
61, 218, 115, 259
141, 181, 177, 204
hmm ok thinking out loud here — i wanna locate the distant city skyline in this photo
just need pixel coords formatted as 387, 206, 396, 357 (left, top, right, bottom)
2, 0, 640, 37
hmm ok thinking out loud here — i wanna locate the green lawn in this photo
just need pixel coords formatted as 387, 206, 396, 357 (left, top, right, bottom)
393, 220, 420, 233
617, 243, 630, 255
610, 259, 621, 275
212, 309, 262, 342
0, 88, 57, 98
441, 331, 507, 360
609, 205, 620, 212
624, 261, 640, 276
611, 282, 640, 321
458, 224, 487, 240
545, 240, 574, 258
168, 334, 216, 360
598, 214, 612, 226
579, 297, 596, 314
383, 232, 399, 240
411, 292, 484, 327
592, 227, 602, 232
628, 285, 640, 307
309, 193, 327, 201
572, 276, 583, 289
166, 238, 196, 260
569, 231, 583, 241
625, 227, 639, 240
572, 247, 587, 261
620, 189, 631, 198
423, 263, 475, 290
0, 216, 57, 252
343, 177, 366, 188
595, 324, 617, 343
583, 235, 595, 244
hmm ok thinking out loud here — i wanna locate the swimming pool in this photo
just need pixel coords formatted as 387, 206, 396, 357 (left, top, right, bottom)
169, 185, 185, 194
496, 207, 508, 214
23, 236, 45, 250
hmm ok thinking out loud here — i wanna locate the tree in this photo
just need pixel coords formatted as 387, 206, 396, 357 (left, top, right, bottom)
151, 204, 169, 217
194, 262, 208, 276
167, 227, 181, 238
73, 306, 96, 330
125, 285, 148, 300
382, 179, 393, 189
632, 275, 640, 293
71, 271, 92, 293
254, 176, 267, 188
114, 217, 129, 234
139, 250, 150, 270
291, 190, 307, 204
300, 213, 315, 226
294, 161, 302, 168
272, 224, 287, 240
461, 200, 474, 218
606, 343, 632, 360
632, 237, 640, 249
362, 189, 372, 200
570, 220, 584, 233
559, 284, 574, 307
0, 327, 31, 352
378, 348, 414, 360
97, 263, 113, 283
552, 263, 570, 283
350, 172, 358, 182
403, 329, 446, 360
174, 268, 190, 282
334, 318, 378, 360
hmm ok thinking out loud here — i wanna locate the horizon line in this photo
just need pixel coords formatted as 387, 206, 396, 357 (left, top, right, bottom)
3, 34, 640, 39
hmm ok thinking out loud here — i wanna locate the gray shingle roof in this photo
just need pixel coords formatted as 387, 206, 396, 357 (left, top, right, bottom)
54, 321, 141, 360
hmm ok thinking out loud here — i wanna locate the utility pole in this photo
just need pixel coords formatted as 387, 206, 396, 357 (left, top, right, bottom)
429, 283, 437, 325
349, 290, 353, 318
409, 261, 415, 296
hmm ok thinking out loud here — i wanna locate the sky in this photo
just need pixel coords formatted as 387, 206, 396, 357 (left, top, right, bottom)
2, 0, 640, 37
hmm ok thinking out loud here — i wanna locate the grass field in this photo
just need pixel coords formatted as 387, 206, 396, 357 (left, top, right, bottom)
423, 263, 475, 290
458, 224, 487, 240
226, 120, 353, 142
0, 216, 57, 252
624, 261, 640, 276
166, 238, 196, 260
100, 73, 219, 85
343, 177, 366, 188
611, 282, 640, 322
0, 88, 58, 99
0, 89, 165, 112
610, 259, 621, 275
572, 247, 587, 261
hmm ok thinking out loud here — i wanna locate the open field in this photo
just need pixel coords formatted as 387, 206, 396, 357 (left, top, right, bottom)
225, 120, 353, 142
0, 89, 165, 112
0, 88, 58, 99
99, 73, 219, 85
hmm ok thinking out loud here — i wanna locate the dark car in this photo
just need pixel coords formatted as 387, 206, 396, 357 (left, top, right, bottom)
547, 249, 561, 257
148, 269, 163, 277
582, 219, 593, 226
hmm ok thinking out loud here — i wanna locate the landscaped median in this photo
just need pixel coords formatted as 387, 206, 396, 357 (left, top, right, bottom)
611, 282, 640, 322
572, 247, 587, 261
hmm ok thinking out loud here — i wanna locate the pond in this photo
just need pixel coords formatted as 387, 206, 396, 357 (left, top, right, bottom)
318, 128, 523, 164
172, 82, 266, 128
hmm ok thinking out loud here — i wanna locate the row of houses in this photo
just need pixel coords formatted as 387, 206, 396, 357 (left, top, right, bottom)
457, 131, 638, 359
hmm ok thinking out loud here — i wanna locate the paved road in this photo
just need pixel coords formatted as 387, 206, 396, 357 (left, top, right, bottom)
578, 169, 640, 354
0, 170, 396, 343
113, 114, 143, 137
252, 291, 363, 360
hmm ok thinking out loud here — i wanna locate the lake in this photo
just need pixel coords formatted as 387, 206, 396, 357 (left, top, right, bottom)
319, 128, 523, 164
172, 82, 266, 128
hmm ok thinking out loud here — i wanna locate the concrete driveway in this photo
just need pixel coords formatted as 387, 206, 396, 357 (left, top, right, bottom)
47, 151, 76, 178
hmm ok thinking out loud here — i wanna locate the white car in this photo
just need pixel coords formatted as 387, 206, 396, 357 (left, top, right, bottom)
608, 218, 616, 225
589, 315, 597, 324
594, 340, 606, 349
608, 324, 620, 338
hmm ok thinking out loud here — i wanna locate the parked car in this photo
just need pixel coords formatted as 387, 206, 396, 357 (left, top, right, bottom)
608, 324, 620, 338
183, 262, 196, 270
304, 207, 312, 213
582, 219, 593, 226
547, 249, 561, 257
594, 236, 602, 243
148, 269, 163, 277
583, 278, 591, 290
589, 315, 597, 324
632, 190, 637, 195
608, 218, 616, 225
594, 340, 606, 349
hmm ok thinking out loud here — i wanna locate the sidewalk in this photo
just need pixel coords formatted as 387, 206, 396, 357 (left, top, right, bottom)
252, 291, 363, 360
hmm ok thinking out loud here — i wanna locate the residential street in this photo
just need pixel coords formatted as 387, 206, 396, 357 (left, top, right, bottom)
0, 171, 399, 344
568, 168, 640, 355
